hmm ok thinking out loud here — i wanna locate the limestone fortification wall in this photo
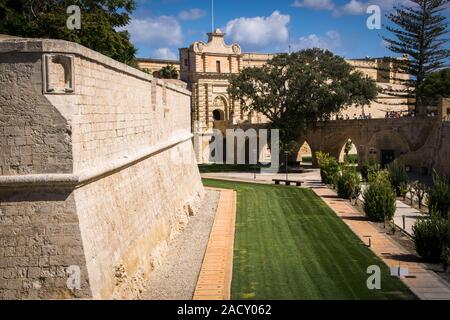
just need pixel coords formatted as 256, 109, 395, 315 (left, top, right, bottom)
400, 98, 450, 176
399, 122, 450, 177
0, 38, 204, 299
434, 122, 450, 177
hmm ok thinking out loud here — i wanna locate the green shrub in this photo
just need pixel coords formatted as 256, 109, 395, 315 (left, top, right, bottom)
344, 154, 358, 164
363, 171, 397, 222
361, 160, 380, 182
336, 167, 361, 200
428, 171, 450, 219
322, 159, 339, 185
315, 151, 329, 164
316, 152, 339, 185
413, 214, 450, 263
387, 160, 408, 196
302, 156, 312, 163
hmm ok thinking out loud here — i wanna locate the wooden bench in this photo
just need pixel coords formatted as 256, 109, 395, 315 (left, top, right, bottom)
272, 179, 303, 187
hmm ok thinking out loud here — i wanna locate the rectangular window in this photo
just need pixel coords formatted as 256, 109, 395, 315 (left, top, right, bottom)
184, 59, 188, 66
216, 61, 221, 73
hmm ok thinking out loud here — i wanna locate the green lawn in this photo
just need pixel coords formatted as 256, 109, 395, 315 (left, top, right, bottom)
203, 179, 416, 300
199, 164, 268, 173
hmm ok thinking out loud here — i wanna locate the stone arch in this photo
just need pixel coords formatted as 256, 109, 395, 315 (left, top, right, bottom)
338, 139, 359, 164
292, 138, 318, 165
367, 129, 410, 167
295, 140, 314, 164
213, 96, 228, 120
315, 127, 363, 164
317, 134, 355, 163
212, 109, 225, 121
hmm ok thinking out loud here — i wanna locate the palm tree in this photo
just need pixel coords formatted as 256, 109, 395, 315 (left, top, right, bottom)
158, 65, 179, 79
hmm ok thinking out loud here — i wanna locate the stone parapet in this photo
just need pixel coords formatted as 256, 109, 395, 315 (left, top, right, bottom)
0, 38, 204, 299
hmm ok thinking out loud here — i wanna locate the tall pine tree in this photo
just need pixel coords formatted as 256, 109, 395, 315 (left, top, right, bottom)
383, 0, 449, 116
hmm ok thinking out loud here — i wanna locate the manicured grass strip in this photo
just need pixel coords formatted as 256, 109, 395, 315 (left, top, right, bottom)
203, 179, 416, 300
198, 164, 268, 173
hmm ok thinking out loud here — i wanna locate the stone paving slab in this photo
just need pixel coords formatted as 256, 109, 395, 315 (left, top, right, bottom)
393, 201, 424, 236
201, 169, 321, 188
193, 188, 237, 300
313, 187, 450, 300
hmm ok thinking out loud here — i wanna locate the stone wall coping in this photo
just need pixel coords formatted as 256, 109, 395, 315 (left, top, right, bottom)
0, 133, 193, 189
315, 117, 438, 127
155, 78, 191, 96
0, 38, 191, 96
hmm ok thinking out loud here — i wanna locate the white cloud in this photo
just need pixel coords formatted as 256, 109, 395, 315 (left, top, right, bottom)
342, 0, 365, 15
292, 30, 341, 51
151, 48, 178, 60
370, 0, 413, 10
292, 0, 334, 10
292, 0, 418, 16
224, 11, 290, 50
123, 16, 183, 46
179, 8, 207, 21
334, 0, 414, 16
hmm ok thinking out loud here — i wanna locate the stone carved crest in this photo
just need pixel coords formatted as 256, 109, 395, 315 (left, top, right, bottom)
232, 44, 240, 54
195, 42, 204, 52
42, 54, 75, 94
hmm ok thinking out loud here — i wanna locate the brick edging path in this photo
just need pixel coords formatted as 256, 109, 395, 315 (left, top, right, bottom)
313, 187, 450, 300
193, 188, 237, 300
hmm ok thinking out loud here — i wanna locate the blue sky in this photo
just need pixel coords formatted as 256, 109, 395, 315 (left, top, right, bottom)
126, 0, 450, 60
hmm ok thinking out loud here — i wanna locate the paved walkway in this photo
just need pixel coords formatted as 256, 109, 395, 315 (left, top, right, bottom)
201, 168, 323, 188
314, 187, 450, 300
193, 188, 237, 300
393, 201, 425, 236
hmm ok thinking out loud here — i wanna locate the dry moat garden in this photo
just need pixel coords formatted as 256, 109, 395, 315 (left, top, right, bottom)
203, 179, 416, 300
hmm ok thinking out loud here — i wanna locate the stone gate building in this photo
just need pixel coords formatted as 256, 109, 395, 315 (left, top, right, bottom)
139, 30, 412, 164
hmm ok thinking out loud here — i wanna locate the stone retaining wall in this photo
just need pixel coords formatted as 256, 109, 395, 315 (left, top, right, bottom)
0, 38, 204, 299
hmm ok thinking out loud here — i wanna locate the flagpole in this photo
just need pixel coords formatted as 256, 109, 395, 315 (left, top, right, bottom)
212, 0, 215, 32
